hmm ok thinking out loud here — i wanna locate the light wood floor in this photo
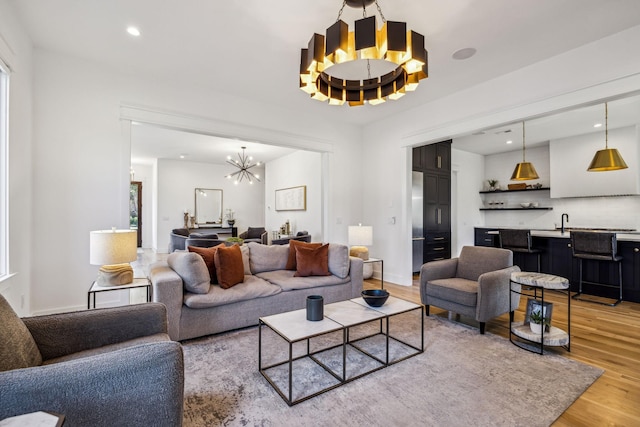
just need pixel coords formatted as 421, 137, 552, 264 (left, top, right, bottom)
364, 277, 640, 426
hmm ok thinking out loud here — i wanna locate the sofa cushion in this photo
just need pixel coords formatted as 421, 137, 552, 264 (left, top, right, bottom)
240, 244, 252, 275
214, 244, 245, 289
294, 244, 330, 277
248, 242, 289, 273
168, 252, 211, 294
188, 244, 225, 284
427, 277, 478, 307
256, 270, 349, 291
189, 232, 219, 239
247, 227, 266, 239
286, 240, 322, 270
183, 275, 282, 308
328, 244, 350, 279
172, 228, 190, 237
0, 294, 43, 372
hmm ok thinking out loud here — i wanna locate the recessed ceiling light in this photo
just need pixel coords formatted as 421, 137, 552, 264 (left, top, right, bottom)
127, 26, 141, 37
452, 47, 477, 60
593, 123, 602, 128
506, 140, 513, 144
179, 154, 187, 159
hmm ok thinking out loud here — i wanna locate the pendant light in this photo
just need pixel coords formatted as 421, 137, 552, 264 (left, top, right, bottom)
587, 102, 628, 172
510, 121, 539, 181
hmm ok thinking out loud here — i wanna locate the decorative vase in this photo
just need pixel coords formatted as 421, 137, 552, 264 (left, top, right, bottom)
530, 322, 543, 334
227, 219, 235, 227
306, 295, 323, 321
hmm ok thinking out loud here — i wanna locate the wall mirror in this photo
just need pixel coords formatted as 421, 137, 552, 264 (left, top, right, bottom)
195, 188, 223, 225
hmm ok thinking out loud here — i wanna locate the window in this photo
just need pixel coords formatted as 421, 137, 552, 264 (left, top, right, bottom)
0, 60, 8, 279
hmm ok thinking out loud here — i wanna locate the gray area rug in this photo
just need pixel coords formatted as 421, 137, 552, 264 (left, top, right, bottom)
182, 311, 603, 426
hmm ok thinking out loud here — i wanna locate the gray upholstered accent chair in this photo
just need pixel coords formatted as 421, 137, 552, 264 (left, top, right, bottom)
0, 295, 184, 426
169, 227, 190, 252
239, 227, 268, 244
419, 246, 521, 334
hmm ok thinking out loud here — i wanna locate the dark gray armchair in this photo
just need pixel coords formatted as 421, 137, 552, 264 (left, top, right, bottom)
419, 246, 521, 334
239, 227, 268, 244
169, 227, 190, 252
0, 295, 184, 426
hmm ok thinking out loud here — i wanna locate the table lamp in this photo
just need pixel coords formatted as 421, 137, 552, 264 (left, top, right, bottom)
90, 228, 137, 286
348, 224, 373, 260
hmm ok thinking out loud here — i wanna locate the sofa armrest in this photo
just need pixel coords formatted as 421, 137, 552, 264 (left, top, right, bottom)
260, 230, 268, 245
349, 256, 364, 298
476, 265, 521, 322
239, 231, 248, 239
0, 342, 184, 427
22, 303, 168, 360
149, 261, 185, 341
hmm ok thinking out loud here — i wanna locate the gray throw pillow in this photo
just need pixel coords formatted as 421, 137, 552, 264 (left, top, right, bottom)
328, 244, 350, 278
0, 294, 43, 371
167, 252, 211, 294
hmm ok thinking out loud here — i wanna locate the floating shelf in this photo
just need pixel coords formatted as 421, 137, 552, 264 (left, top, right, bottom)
480, 207, 553, 211
479, 187, 550, 194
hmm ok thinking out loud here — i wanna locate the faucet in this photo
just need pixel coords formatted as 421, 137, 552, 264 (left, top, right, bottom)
561, 213, 569, 234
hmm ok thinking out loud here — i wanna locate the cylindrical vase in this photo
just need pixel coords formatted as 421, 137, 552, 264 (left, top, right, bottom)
306, 295, 324, 321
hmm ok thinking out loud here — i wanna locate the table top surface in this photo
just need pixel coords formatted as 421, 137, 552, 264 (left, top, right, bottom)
510, 272, 570, 289
89, 277, 150, 292
260, 296, 420, 342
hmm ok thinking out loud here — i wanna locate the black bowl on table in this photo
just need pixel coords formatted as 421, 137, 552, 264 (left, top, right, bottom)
361, 289, 390, 307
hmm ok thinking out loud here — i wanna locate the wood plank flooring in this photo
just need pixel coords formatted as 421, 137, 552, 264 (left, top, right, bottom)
364, 277, 640, 426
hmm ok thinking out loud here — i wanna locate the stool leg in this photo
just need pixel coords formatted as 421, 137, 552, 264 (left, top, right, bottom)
618, 261, 623, 303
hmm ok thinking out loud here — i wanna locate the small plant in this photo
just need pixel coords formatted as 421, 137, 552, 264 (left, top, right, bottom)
226, 237, 244, 245
224, 209, 235, 220
487, 179, 499, 190
529, 309, 544, 324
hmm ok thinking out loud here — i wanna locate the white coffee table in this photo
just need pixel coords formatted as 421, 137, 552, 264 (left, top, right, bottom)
259, 296, 423, 405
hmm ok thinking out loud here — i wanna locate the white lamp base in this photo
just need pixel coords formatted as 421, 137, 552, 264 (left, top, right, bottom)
97, 263, 134, 286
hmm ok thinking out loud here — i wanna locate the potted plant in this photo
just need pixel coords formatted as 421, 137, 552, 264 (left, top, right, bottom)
529, 309, 547, 334
487, 179, 499, 191
226, 236, 244, 245
225, 209, 236, 227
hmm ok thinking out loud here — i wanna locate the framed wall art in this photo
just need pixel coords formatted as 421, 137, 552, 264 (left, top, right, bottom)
275, 185, 307, 211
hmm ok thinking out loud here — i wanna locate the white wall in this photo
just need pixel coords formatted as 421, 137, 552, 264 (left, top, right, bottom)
452, 148, 484, 256
28, 48, 361, 314
363, 25, 640, 286
156, 159, 265, 252
265, 150, 323, 241
0, 0, 33, 316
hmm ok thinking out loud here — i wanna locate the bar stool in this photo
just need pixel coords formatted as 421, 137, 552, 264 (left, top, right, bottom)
570, 231, 622, 306
499, 229, 541, 272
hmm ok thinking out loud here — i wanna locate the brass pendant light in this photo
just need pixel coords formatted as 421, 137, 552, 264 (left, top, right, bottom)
510, 121, 539, 181
587, 102, 628, 172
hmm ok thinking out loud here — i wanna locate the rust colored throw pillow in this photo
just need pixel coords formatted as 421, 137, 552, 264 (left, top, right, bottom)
188, 244, 225, 284
286, 240, 322, 270
214, 244, 245, 289
294, 243, 331, 277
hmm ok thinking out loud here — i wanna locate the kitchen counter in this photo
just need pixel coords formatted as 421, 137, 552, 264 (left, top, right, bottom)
485, 228, 640, 241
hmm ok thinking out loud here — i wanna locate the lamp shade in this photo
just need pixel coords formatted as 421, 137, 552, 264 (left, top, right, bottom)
510, 161, 540, 181
587, 148, 628, 171
348, 225, 373, 246
90, 229, 137, 266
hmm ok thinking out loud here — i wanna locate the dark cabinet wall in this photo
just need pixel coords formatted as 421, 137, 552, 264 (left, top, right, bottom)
413, 141, 452, 263
474, 227, 640, 303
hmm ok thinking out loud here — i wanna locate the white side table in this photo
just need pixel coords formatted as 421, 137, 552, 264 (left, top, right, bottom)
87, 277, 151, 309
363, 257, 384, 289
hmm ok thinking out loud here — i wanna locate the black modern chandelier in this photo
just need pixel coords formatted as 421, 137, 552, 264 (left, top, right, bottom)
299, 0, 428, 106
225, 147, 261, 185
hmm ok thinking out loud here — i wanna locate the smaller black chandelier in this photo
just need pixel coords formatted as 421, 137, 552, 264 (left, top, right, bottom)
225, 147, 261, 185
299, 0, 428, 106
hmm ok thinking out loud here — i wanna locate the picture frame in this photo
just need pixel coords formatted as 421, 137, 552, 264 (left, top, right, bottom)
275, 185, 307, 211
524, 298, 553, 332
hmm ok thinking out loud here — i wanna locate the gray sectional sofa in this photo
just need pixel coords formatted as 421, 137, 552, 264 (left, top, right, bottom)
149, 242, 364, 341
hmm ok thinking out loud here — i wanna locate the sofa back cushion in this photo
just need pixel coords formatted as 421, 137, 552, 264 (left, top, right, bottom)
286, 240, 323, 270
168, 251, 211, 294
0, 294, 43, 371
246, 227, 266, 239
456, 246, 513, 281
328, 243, 350, 279
294, 244, 331, 277
214, 244, 245, 289
248, 242, 289, 273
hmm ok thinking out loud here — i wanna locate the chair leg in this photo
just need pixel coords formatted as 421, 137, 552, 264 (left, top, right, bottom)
572, 259, 584, 300
479, 322, 486, 334
425, 305, 430, 316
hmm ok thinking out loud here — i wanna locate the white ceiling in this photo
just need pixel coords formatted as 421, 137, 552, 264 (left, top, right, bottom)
10, 0, 640, 159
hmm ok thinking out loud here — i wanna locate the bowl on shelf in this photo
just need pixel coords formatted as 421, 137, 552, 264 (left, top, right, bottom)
520, 202, 531, 208
531, 202, 539, 207
361, 289, 390, 307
